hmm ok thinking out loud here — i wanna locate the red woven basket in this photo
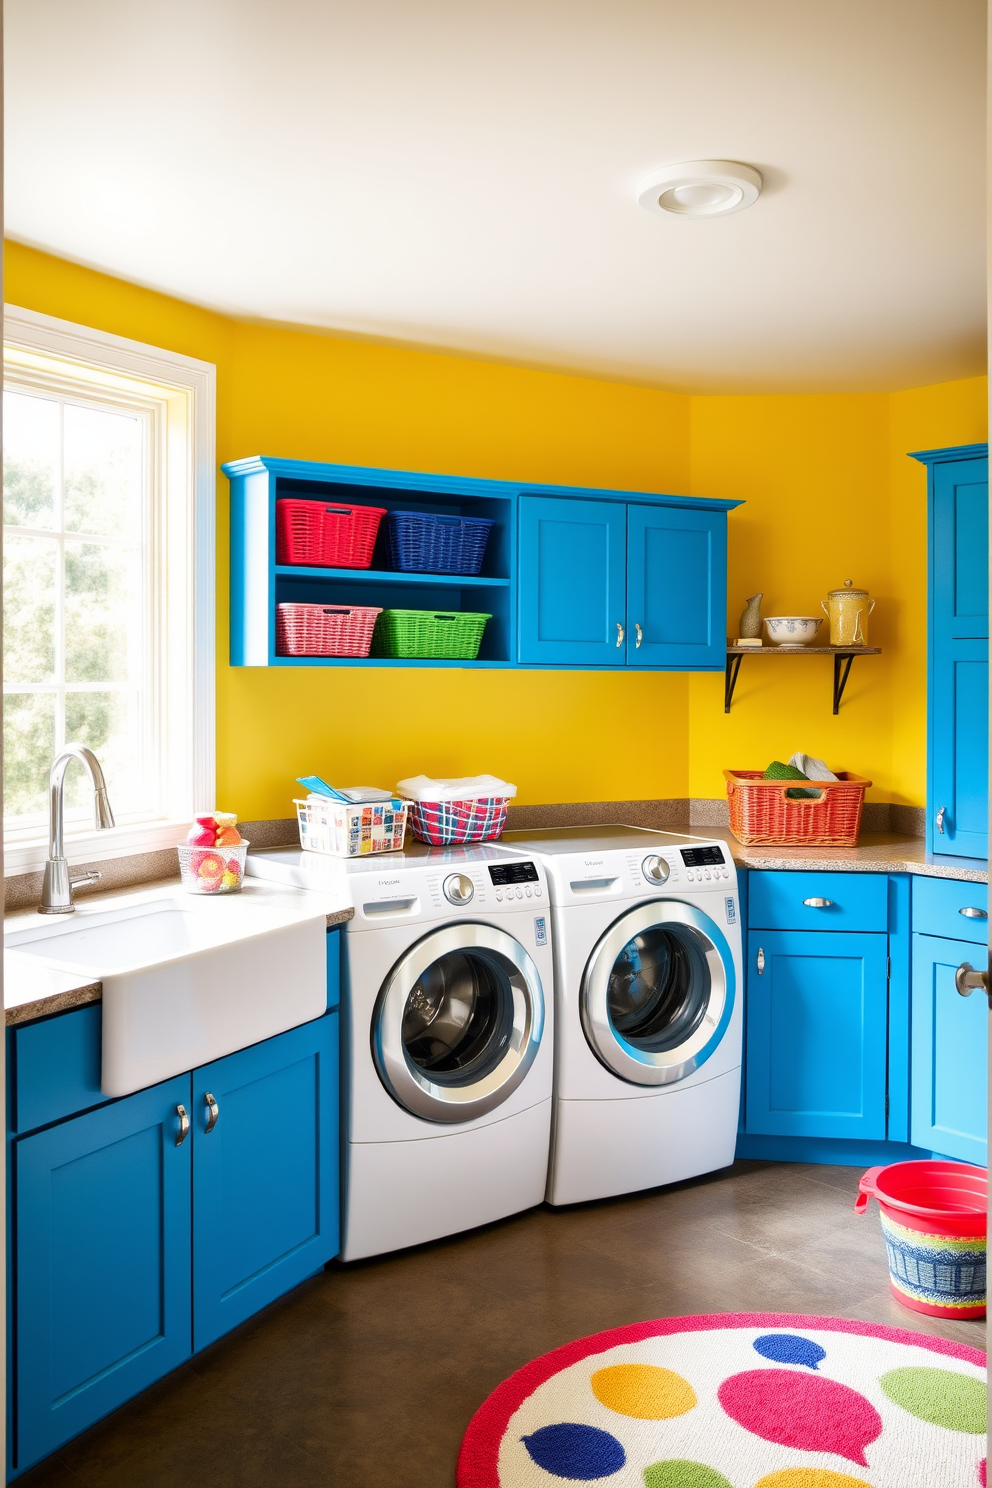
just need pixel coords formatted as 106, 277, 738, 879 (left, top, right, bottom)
275, 498, 386, 568
276, 603, 381, 657
724, 769, 871, 847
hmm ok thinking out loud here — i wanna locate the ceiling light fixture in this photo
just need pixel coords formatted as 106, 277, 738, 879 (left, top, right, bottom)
636, 160, 762, 218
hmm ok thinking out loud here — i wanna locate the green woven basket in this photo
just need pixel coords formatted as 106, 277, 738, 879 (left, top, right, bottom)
371, 609, 491, 660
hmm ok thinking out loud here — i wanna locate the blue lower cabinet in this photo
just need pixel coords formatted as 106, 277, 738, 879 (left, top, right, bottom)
14, 1075, 193, 1471
910, 935, 988, 1164
192, 1013, 339, 1351
745, 930, 889, 1140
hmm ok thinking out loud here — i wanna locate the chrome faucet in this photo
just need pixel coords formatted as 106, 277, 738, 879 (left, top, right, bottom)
39, 745, 116, 915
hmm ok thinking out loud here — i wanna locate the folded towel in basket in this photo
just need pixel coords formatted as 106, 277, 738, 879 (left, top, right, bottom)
395, 774, 517, 802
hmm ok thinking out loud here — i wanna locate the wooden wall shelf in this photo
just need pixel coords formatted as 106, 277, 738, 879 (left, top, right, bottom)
725, 645, 881, 714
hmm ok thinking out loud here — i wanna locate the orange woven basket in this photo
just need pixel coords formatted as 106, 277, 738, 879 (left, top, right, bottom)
724, 769, 872, 847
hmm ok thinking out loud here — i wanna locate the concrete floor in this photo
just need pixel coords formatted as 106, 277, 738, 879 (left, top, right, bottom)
18, 1160, 986, 1487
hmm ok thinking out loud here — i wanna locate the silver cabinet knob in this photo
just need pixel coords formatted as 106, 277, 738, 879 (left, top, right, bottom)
175, 1104, 190, 1146
443, 873, 475, 905
960, 906, 987, 919
955, 961, 991, 1007
803, 897, 833, 908
204, 1092, 219, 1134
641, 854, 670, 885
635, 623, 643, 648
936, 806, 946, 835
756, 947, 765, 974
616, 622, 625, 647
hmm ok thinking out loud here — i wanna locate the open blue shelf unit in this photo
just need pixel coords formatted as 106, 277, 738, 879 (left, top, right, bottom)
225, 456, 742, 670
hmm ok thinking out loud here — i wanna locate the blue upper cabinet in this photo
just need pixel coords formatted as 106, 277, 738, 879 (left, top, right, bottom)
627, 504, 724, 669
911, 444, 988, 858
517, 497, 626, 665
224, 456, 740, 673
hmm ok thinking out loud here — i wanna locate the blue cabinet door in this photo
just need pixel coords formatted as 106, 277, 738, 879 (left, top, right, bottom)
191, 1013, 339, 1351
517, 496, 626, 665
745, 930, 888, 1139
911, 935, 988, 1164
626, 504, 724, 669
928, 453, 988, 858
14, 1076, 192, 1471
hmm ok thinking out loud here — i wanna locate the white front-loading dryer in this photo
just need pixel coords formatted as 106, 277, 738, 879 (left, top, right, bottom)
500, 825, 742, 1206
340, 843, 554, 1259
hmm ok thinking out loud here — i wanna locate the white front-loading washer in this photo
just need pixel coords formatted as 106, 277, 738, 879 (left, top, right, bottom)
500, 825, 742, 1206
339, 842, 554, 1260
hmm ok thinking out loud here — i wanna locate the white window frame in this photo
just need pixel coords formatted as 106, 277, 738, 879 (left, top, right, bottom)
3, 305, 216, 875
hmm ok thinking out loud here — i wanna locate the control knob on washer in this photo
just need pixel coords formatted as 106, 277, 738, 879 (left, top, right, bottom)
641, 854, 670, 885
443, 873, 475, 905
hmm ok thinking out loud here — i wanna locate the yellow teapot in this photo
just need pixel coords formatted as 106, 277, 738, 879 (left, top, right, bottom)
821, 580, 875, 647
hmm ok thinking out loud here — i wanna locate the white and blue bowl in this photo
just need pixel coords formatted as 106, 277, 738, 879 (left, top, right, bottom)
763, 616, 823, 646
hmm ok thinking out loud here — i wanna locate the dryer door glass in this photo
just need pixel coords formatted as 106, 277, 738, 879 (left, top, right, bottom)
375, 924, 546, 1122
582, 901, 734, 1087
607, 926, 709, 1053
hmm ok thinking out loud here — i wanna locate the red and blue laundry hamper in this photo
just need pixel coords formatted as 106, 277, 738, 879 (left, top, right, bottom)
856, 1160, 987, 1318
406, 797, 509, 846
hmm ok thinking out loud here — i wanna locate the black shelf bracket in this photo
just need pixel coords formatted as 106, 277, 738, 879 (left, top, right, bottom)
833, 652, 856, 715
724, 653, 745, 713
724, 645, 880, 714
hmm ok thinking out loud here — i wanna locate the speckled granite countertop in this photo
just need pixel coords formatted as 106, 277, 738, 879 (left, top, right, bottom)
690, 827, 989, 884
4, 875, 354, 1026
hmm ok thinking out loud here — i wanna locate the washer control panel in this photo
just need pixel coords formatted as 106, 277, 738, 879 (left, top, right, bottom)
489, 860, 543, 904
678, 843, 731, 884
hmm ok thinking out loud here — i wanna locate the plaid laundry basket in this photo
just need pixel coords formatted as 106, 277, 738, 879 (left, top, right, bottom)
406, 796, 509, 845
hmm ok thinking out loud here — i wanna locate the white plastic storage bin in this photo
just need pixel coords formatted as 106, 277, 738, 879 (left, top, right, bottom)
294, 796, 407, 857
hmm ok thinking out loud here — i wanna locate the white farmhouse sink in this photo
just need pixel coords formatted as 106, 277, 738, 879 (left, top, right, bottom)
5, 884, 331, 1096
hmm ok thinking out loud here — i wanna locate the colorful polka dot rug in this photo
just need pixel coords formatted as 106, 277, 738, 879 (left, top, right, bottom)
457, 1312, 986, 1488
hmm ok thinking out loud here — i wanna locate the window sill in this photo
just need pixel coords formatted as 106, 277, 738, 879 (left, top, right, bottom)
3, 820, 191, 878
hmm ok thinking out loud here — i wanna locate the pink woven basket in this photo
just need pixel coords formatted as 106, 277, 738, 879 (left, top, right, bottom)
406, 797, 509, 846
276, 603, 381, 657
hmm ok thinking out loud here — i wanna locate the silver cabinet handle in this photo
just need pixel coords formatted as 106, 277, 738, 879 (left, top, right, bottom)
960, 906, 988, 919
635, 623, 643, 648
936, 806, 946, 835
803, 897, 833, 908
175, 1104, 190, 1146
204, 1092, 219, 1134
756, 947, 765, 974
955, 961, 991, 1007
616, 622, 625, 647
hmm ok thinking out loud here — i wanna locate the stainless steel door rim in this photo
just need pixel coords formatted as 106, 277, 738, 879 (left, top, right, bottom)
373, 922, 545, 1122
581, 900, 734, 1087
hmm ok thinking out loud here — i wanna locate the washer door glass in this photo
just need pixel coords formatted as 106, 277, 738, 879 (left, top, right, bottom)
375, 923, 545, 1122
582, 901, 734, 1087
402, 949, 513, 1086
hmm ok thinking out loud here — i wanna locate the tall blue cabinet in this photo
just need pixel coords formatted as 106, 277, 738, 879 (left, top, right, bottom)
912, 443, 988, 859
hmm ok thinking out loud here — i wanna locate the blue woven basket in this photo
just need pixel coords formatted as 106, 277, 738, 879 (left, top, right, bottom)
385, 511, 494, 575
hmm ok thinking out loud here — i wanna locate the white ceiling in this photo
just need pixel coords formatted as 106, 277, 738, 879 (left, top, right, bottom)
5, 0, 987, 393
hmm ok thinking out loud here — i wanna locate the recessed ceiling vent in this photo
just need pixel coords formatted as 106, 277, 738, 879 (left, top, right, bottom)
636, 160, 762, 218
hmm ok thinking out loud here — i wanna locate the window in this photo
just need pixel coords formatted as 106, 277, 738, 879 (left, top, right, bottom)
2, 306, 215, 874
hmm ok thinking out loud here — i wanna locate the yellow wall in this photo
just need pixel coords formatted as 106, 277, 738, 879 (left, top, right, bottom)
4, 241, 987, 816
687, 379, 988, 805
5, 243, 692, 816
